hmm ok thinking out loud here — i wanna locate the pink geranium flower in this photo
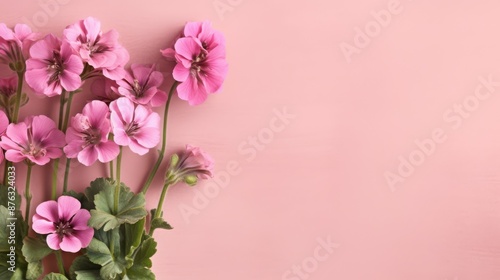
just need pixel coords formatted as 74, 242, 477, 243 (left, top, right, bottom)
25, 34, 84, 97
110, 97, 160, 155
32, 196, 93, 253
91, 76, 120, 103
64, 17, 129, 80
64, 100, 119, 166
0, 23, 37, 68
166, 145, 214, 186
0, 115, 65, 165
161, 22, 228, 106
116, 64, 167, 107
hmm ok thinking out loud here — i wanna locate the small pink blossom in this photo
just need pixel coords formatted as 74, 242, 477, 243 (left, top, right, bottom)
32, 196, 93, 253
116, 64, 167, 107
91, 76, 120, 103
64, 100, 119, 166
110, 97, 160, 155
0, 115, 65, 165
0, 23, 38, 67
166, 145, 214, 186
64, 17, 129, 80
25, 34, 84, 97
161, 22, 228, 106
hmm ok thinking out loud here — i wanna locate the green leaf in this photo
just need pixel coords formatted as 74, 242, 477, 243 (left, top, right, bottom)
26, 261, 43, 280
89, 184, 147, 231
150, 209, 173, 233
22, 236, 52, 262
69, 255, 101, 280
43, 273, 69, 280
75, 270, 102, 280
83, 178, 113, 210
124, 218, 145, 268
10, 268, 24, 280
133, 236, 157, 268
125, 265, 155, 280
86, 239, 124, 280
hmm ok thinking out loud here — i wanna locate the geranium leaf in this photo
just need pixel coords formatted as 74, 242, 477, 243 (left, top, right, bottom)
43, 273, 69, 280
22, 236, 52, 263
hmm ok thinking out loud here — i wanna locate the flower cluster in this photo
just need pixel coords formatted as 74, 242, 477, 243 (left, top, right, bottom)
0, 18, 225, 280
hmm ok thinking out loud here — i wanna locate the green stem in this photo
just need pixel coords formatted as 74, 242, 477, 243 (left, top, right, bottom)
150, 182, 171, 236
114, 147, 123, 213
62, 91, 75, 132
24, 164, 32, 226
11, 71, 24, 123
109, 134, 114, 180
55, 250, 66, 276
141, 82, 178, 194
51, 159, 59, 200
62, 159, 71, 194
58, 91, 67, 130
2, 162, 9, 185
110, 145, 122, 257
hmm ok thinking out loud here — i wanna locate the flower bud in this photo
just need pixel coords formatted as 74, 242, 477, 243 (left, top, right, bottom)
164, 145, 214, 187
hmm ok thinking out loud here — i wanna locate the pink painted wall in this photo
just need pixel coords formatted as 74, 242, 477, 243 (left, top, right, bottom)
2, 0, 500, 279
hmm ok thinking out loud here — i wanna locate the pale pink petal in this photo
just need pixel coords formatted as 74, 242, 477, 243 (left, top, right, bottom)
4, 150, 26, 162
71, 209, 91, 230
173, 64, 189, 82
134, 127, 160, 148
57, 196, 81, 221
113, 129, 130, 146
96, 141, 119, 163
73, 227, 94, 248
34, 200, 58, 222
60, 71, 82, 91
82, 101, 110, 128
60, 234, 82, 253
46, 233, 61, 250
128, 140, 149, 155
32, 214, 56, 234
83, 17, 101, 43
78, 146, 99, 166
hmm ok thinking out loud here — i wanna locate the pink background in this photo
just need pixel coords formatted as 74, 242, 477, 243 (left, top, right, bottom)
2, 0, 500, 279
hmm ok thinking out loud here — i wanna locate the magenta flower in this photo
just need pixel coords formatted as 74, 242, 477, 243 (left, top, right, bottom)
110, 97, 160, 155
161, 21, 227, 105
0, 110, 9, 164
64, 17, 129, 80
0, 23, 37, 69
0, 115, 65, 165
115, 64, 167, 107
25, 34, 84, 97
166, 145, 214, 186
32, 196, 93, 253
91, 76, 120, 103
64, 100, 119, 166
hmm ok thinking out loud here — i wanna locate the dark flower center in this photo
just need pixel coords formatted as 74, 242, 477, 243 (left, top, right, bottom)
191, 51, 207, 75
23, 143, 47, 158
86, 37, 109, 56
55, 220, 73, 236
47, 50, 64, 84
132, 79, 143, 97
82, 128, 101, 146
125, 121, 139, 136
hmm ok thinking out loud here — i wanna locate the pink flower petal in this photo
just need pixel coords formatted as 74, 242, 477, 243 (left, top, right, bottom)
78, 146, 99, 166
59, 234, 82, 253
34, 200, 59, 222
46, 233, 61, 250
96, 141, 119, 163
32, 214, 56, 234
71, 209, 91, 230
73, 227, 94, 248
57, 196, 81, 222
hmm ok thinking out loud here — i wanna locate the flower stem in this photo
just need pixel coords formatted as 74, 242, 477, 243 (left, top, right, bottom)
24, 163, 32, 226
109, 134, 114, 180
62, 91, 75, 132
150, 182, 170, 236
114, 147, 123, 213
58, 91, 67, 130
62, 158, 71, 194
11, 70, 24, 123
51, 159, 59, 200
55, 250, 66, 276
141, 82, 178, 194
